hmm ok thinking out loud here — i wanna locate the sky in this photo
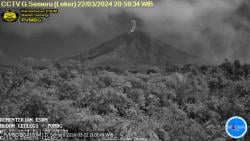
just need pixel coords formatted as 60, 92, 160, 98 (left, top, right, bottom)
0, 0, 250, 64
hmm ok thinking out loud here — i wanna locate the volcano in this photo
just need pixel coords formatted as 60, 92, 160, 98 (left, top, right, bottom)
71, 31, 196, 66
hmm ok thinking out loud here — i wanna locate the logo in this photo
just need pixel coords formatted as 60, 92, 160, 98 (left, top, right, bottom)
225, 116, 248, 139
1, 10, 19, 22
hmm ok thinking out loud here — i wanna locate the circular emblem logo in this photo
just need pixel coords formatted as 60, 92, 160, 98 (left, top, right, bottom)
225, 116, 248, 139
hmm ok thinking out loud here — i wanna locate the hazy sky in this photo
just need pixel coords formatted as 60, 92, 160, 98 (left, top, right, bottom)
1, 0, 250, 64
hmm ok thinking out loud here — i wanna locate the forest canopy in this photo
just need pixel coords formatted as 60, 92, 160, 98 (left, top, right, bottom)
0, 59, 249, 141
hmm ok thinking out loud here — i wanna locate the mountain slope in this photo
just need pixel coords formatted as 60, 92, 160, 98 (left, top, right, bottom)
71, 31, 196, 66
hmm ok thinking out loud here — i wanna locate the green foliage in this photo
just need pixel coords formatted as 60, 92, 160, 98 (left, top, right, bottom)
86, 88, 134, 115
0, 60, 250, 140
58, 80, 82, 100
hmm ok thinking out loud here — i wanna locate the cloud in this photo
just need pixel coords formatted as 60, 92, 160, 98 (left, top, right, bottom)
1, 0, 249, 64
0, 50, 6, 58
128, 0, 245, 63
0, 49, 8, 64
2, 0, 243, 37
2, 8, 124, 38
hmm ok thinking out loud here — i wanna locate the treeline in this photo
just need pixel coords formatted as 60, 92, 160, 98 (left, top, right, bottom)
0, 59, 249, 141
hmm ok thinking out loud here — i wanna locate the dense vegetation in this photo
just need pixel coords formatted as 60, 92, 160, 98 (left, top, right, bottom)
0, 59, 249, 141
